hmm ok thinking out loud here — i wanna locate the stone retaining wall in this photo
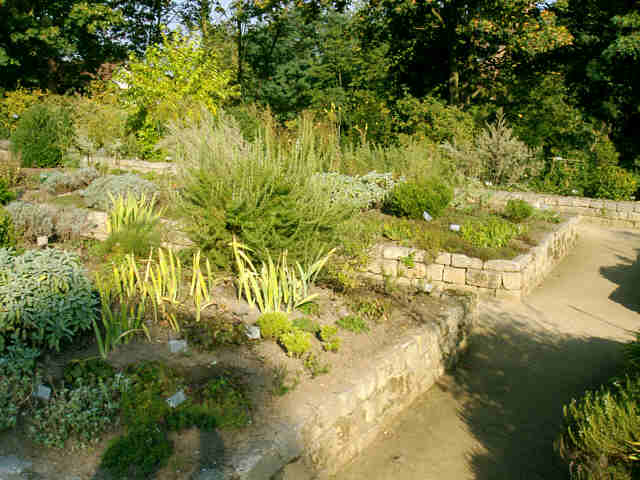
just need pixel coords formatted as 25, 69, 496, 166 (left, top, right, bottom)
487, 190, 640, 229
216, 295, 476, 480
363, 216, 581, 300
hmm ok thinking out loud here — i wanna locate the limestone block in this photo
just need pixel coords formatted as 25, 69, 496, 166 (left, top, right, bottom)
434, 252, 451, 265
426, 264, 444, 281
368, 259, 398, 277
476, 287, 496, 298
483, 259, 520, 272
451, 254, 483, 269
572, 197, 591, 208
588, 199, 605, 209
628, 212, 640, 222
399, 262, 427, 279
616, 201, 636, 212
513, 253, 532, 271
466, 269, 502, 289
502, 272, 523, 290
443, 266, 466, 284
382, 245, 412, 260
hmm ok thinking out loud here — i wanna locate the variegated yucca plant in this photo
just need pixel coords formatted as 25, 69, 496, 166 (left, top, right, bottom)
230, 237, 334, 313
106, 191, 165, 234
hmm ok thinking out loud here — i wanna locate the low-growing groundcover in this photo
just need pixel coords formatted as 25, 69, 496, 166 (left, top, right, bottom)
556, 333, 640, 479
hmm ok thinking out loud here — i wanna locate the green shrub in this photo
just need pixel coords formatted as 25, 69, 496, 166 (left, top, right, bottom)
460, 217, 523, 249
0, 248, 98, 351
0, 179, 16, 205
0, 343, 40, 431
0, 207, 16, 248
80, 174, 158, 210
319, 325, 341, 352
195, 375, 251, 428
337, 315, 370, 333
589, 165, 637, 201
256, 312, 292, 340
382, 178, 452, 219
101, 423, 173, 480
171, 111, 354, 268
503, 199, 534, 223
556, 376, 640, 480
98, 219, 162, 258
29, 378, 124, 448
63, 358, 116, 386
4, 201, 55, 240
293, 317, 320, 334
279, 330, 313, 358
41, 167, 100, 194
10, 103, 73, 167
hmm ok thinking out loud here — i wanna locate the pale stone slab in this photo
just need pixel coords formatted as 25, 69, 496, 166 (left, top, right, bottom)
451, 254, 483, 270
382, 245, 412, 260
434, 252, 451, 265
443, 266, 466, 284
483, 259, 520, 272
36, 236, 48, 247
466, 269, 501, 289
246, 325, 261, 340
426, 264, 444, 282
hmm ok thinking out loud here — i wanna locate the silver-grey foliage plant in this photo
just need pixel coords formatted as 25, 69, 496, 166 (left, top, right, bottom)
80, 173, 158, 210
4, 201, 56, 240
0, 248, 98, 351
41, 167, 100, 194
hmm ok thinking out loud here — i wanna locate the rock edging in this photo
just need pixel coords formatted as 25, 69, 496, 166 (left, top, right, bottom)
205, 295, 476, 480
363, 216, 581, 300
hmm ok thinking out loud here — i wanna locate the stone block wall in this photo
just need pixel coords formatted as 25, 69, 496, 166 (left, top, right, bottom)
487, 190, 640, 229
363, 216, 581, 300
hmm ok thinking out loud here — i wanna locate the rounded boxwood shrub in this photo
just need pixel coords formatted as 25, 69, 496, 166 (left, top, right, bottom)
10, 103, 73, 168
0, 248, 98, 351
503, 199, 534, 223
382, 178, 452, 219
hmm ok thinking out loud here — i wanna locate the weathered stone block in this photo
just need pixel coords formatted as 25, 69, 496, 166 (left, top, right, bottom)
434, 252, 451, 265
368, 259, 398, 276
443, 266, 466, 284
466, 269, 501, 289
425, 264, 444, 281
382, 245, 412, 260
502, 271, 522, 290
399, 262, 426, 279
451, 254, 483, 269
483, 259, 520, 272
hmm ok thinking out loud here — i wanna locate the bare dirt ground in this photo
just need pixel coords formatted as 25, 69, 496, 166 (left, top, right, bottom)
327, 223, 640, 480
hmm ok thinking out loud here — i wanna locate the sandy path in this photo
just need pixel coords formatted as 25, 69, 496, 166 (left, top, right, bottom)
331, 223, 640, 480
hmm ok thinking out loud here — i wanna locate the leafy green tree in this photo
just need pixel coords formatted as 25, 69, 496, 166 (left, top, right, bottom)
0, 0, 126, 91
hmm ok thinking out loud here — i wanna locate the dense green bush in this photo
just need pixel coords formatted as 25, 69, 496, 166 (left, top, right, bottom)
0, 207, 15, 248
503, 199, 534, 223
382, 177, 452, 219
589, 165, 637, 201
41, 167, 100, 194
10, 103, 73, 167
80, 174, 158, 210
0, 343, 40, 431
0, 179, 16, 205
257, 312, 292, 340
101, 423, 173, 480
557, 376, 640, 480
4, 201, 55, 240
279, 330, 313, 358
173, 112, 354, 268
29, 378, 124, 448
0, 248, 97, 351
